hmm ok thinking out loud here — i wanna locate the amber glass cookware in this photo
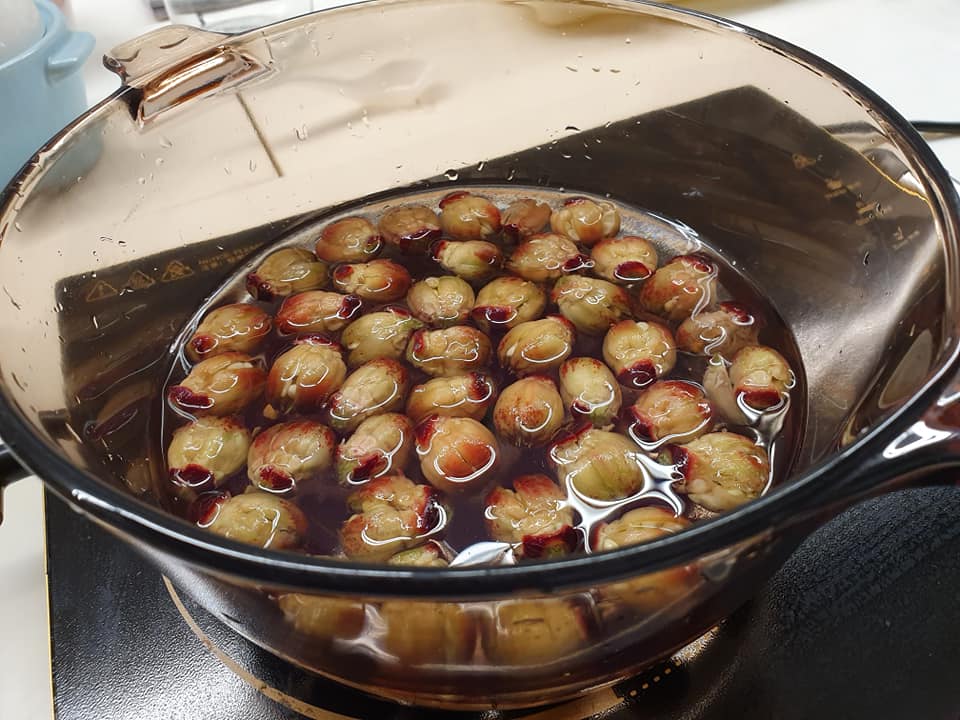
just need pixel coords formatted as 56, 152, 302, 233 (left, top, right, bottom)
0, 0, 958, 708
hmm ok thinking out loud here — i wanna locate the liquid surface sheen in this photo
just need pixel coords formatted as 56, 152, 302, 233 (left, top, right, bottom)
159, 186, 804, 566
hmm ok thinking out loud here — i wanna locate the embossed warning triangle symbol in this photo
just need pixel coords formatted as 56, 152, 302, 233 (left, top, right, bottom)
85, 280, 118, 302
126, 270, 156, 290
160, 260, 194, 283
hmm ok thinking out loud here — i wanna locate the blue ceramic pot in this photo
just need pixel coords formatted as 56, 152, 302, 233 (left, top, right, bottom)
0, 0, 93, 185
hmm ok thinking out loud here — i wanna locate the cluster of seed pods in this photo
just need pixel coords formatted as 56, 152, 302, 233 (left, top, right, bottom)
163, 189, 795, 576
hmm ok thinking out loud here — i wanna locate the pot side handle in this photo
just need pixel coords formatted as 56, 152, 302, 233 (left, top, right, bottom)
878, 386, 960, 476
817, 380, 960, 511
46, 30, 95, 85
0, 441, 33, 525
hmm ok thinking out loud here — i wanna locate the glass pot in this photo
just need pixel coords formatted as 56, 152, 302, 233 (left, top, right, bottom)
0, 0, 958, 709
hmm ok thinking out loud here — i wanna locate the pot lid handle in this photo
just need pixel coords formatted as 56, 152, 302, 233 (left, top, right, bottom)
104, 25, 230, 85
103, 25, 273, 124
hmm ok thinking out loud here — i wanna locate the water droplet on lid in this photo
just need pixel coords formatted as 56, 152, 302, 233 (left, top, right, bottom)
138, 152, 145, 160
625, 37, 632, 44
477, 161, 486, 172
565, 125, 581, 132
137, 177, 146, 185
155, 157, 164, 167
76, 175, 83, 183
295, 124, 308, 141
14, 221, 22, 232
249, 160, 257, 172
592, 66, 601, 72
443, 169, 459, 181
506, 168, 517, 181
561, 153, 572, 159
160, 136, 173, 148
224, 166, 232, 176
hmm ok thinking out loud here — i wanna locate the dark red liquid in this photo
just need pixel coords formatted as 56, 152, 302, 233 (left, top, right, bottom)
158, 187, 805, 562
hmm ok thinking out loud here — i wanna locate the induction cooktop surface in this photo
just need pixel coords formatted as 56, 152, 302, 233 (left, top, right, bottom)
44, 482, 960, 720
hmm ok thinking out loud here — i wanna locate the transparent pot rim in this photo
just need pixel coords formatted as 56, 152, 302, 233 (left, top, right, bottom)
1, 0, 958, 598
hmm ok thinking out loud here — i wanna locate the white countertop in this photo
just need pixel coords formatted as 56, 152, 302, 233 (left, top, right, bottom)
1, 1, 958, 717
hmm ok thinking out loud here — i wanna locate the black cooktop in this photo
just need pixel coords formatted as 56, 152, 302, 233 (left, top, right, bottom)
45, 483, 960, 720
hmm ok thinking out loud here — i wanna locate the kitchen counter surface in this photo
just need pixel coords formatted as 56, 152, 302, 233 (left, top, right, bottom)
0, 1, 957, 717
